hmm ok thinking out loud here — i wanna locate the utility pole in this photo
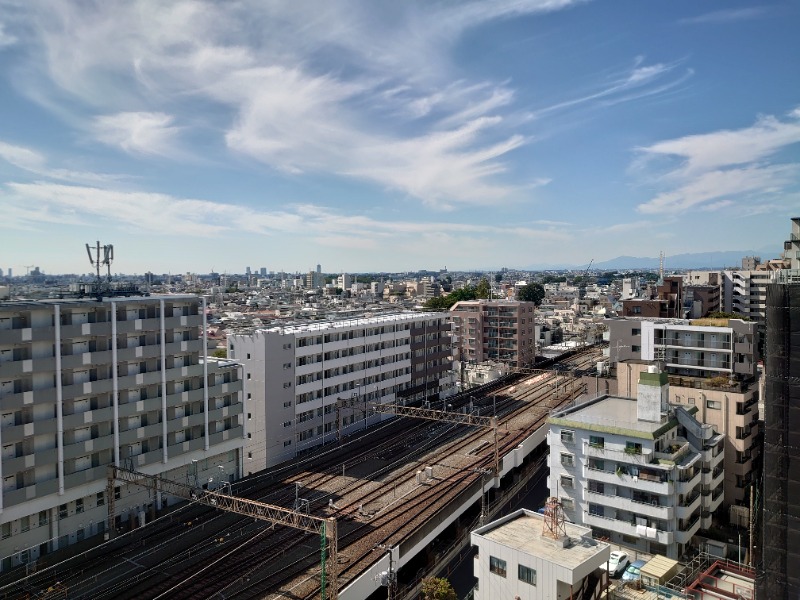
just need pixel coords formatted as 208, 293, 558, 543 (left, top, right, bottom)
375, 544, 397, 600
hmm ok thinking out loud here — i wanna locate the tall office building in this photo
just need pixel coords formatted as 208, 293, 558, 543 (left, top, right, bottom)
0, 295, 244, 571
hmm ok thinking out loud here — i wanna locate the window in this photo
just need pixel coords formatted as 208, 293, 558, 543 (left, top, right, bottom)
625, 441, 642, 455
39, 510, 48, 526
706, 400, 721, 410
632, 345, 641, 352
588, 458, 604, 471
518, 564, 537, 585
1, 523, 9, 539
20, 516, 30, 532
588, 503, 605, 517
489, 556, 507, 577
247, 373, 251, 380
589, 435, 604, 449
247, 452, 252, 459
96, 492, 105, 506
59, 504, 68, 519
246, 353, 251, 359
632, 328, 641, 336
560, 430, 575, 444
75, 498, 84, 514
283, 382, 292, 388
283, 440, 292, 447
283, 401, 292, 408
283, 363, 292, 369
560, 474, 574, 489
560, 452, 575, 467
561, 497, 574, 510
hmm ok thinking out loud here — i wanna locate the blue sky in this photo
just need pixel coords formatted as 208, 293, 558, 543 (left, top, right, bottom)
0, 0, 798, 275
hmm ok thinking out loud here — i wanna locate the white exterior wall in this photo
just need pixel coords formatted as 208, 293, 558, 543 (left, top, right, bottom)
230, 313, 451, 472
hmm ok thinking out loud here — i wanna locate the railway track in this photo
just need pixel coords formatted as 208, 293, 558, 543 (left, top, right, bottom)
3, 346, 604, 600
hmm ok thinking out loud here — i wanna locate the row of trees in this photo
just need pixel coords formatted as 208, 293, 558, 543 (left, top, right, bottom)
423, 280, 545, 310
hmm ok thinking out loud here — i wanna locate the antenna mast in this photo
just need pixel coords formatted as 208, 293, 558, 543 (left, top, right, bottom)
86, 241, 114, 284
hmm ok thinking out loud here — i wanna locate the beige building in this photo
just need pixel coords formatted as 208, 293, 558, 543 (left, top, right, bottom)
606, 317, 759, 518
450, 300, 537, 368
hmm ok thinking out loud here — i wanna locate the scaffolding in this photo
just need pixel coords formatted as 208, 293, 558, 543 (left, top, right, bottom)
760, 282, 800, 600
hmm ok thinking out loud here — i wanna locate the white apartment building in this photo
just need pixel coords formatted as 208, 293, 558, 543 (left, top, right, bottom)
547, 368, 725, 560
471, 508, 610, 600
0, 296, 244, 571
228, 312, 452, 472
727, 270, 774, 323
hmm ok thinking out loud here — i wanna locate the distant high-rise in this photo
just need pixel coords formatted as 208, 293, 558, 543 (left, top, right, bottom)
7, 269, 11, 278
316, 264, 321, 274
260, 267, 267, 277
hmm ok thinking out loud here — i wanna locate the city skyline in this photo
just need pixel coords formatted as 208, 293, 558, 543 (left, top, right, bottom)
1, 1, 799, 274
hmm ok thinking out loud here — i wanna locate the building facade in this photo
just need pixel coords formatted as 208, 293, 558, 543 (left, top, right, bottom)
450, 300, 537, 368
471, 509, 610, 600
547, 369, 725, 560
0, 296, 244, 571
606, 317, 759, 513
760, 275, 800, 599
228, 312, 452, 472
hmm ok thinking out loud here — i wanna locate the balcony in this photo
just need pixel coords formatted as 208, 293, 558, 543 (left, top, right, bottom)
676, 490, 701, 520
676, 470, 702, 495
585, 488, 674, 520
674, 513, 702, 545
665, 355, 731, 372
654, 440, 690, 464
586, 466, 671, 494
583, 512, 673, 545
584, 441, 654, 465
658, 337, 731, 350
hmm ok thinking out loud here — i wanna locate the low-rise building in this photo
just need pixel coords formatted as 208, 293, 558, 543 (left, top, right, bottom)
471, 508, 610, 600
547, 368, 725, 560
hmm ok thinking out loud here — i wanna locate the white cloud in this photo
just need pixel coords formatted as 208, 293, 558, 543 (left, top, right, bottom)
0, 140, 123, 183
92, 112, 181, 156
679, 8, 766, 25
1, 181, 573, 246
3, 0, 650, 209
0, 23, 17, 48
635, 108, 800, 214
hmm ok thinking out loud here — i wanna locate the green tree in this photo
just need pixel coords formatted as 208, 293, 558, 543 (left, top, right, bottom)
475, 278, 491, 299
421, 577, 457, 600
423, 285, 479, 310
211, 348, 227, 359
517, 282, 545, 305
494, 272, 503, 283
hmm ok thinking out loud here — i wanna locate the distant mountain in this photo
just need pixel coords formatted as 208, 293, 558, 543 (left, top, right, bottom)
592, 250, 774, 270
523, 246, 782, 271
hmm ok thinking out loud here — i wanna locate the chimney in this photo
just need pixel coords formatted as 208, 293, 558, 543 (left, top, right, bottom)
637, 365, 669, 422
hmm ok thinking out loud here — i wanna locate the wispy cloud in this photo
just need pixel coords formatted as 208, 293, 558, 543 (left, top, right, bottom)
1, 181, 574, 245
530, 58, 692, 117
679, 8, 767, 25
0, 140, 123, 183
0, 22, 17, 47
92, 112, 181, 157
635, 106, 800, 214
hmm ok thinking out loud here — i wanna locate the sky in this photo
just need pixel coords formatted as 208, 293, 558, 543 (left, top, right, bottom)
0, 0, 799, 275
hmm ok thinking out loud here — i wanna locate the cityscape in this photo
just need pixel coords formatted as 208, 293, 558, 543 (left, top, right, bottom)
1, 2, 799, 600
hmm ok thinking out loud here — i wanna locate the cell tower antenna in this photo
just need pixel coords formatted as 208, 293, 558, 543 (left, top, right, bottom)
86, 241, 114, 287
542, 496, 568, 540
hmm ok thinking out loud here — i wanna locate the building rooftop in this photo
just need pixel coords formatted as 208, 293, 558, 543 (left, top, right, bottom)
244, 310, 442, 336
548, 395, 691, 440
474, 509, 609, 571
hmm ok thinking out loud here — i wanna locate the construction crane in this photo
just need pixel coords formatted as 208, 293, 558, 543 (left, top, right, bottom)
106, 466, 339, 599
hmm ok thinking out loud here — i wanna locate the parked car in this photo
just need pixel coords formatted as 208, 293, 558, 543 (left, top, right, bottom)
606, 551, 629, 577
622, 559, 647, 583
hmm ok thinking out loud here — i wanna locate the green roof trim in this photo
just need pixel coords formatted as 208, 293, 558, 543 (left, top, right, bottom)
639, 371, 669, 386
548, 415, 680, 440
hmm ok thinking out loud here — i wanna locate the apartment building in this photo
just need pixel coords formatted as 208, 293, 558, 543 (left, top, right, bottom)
728, 270, 774, 324
605, 317, 758, 513
450, 300, 537, 368
228, 312, 452, 472
0, 296, 244, 571
470, 508, 610, 600
621, 276, 685, 319
548, 368, 725, 560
